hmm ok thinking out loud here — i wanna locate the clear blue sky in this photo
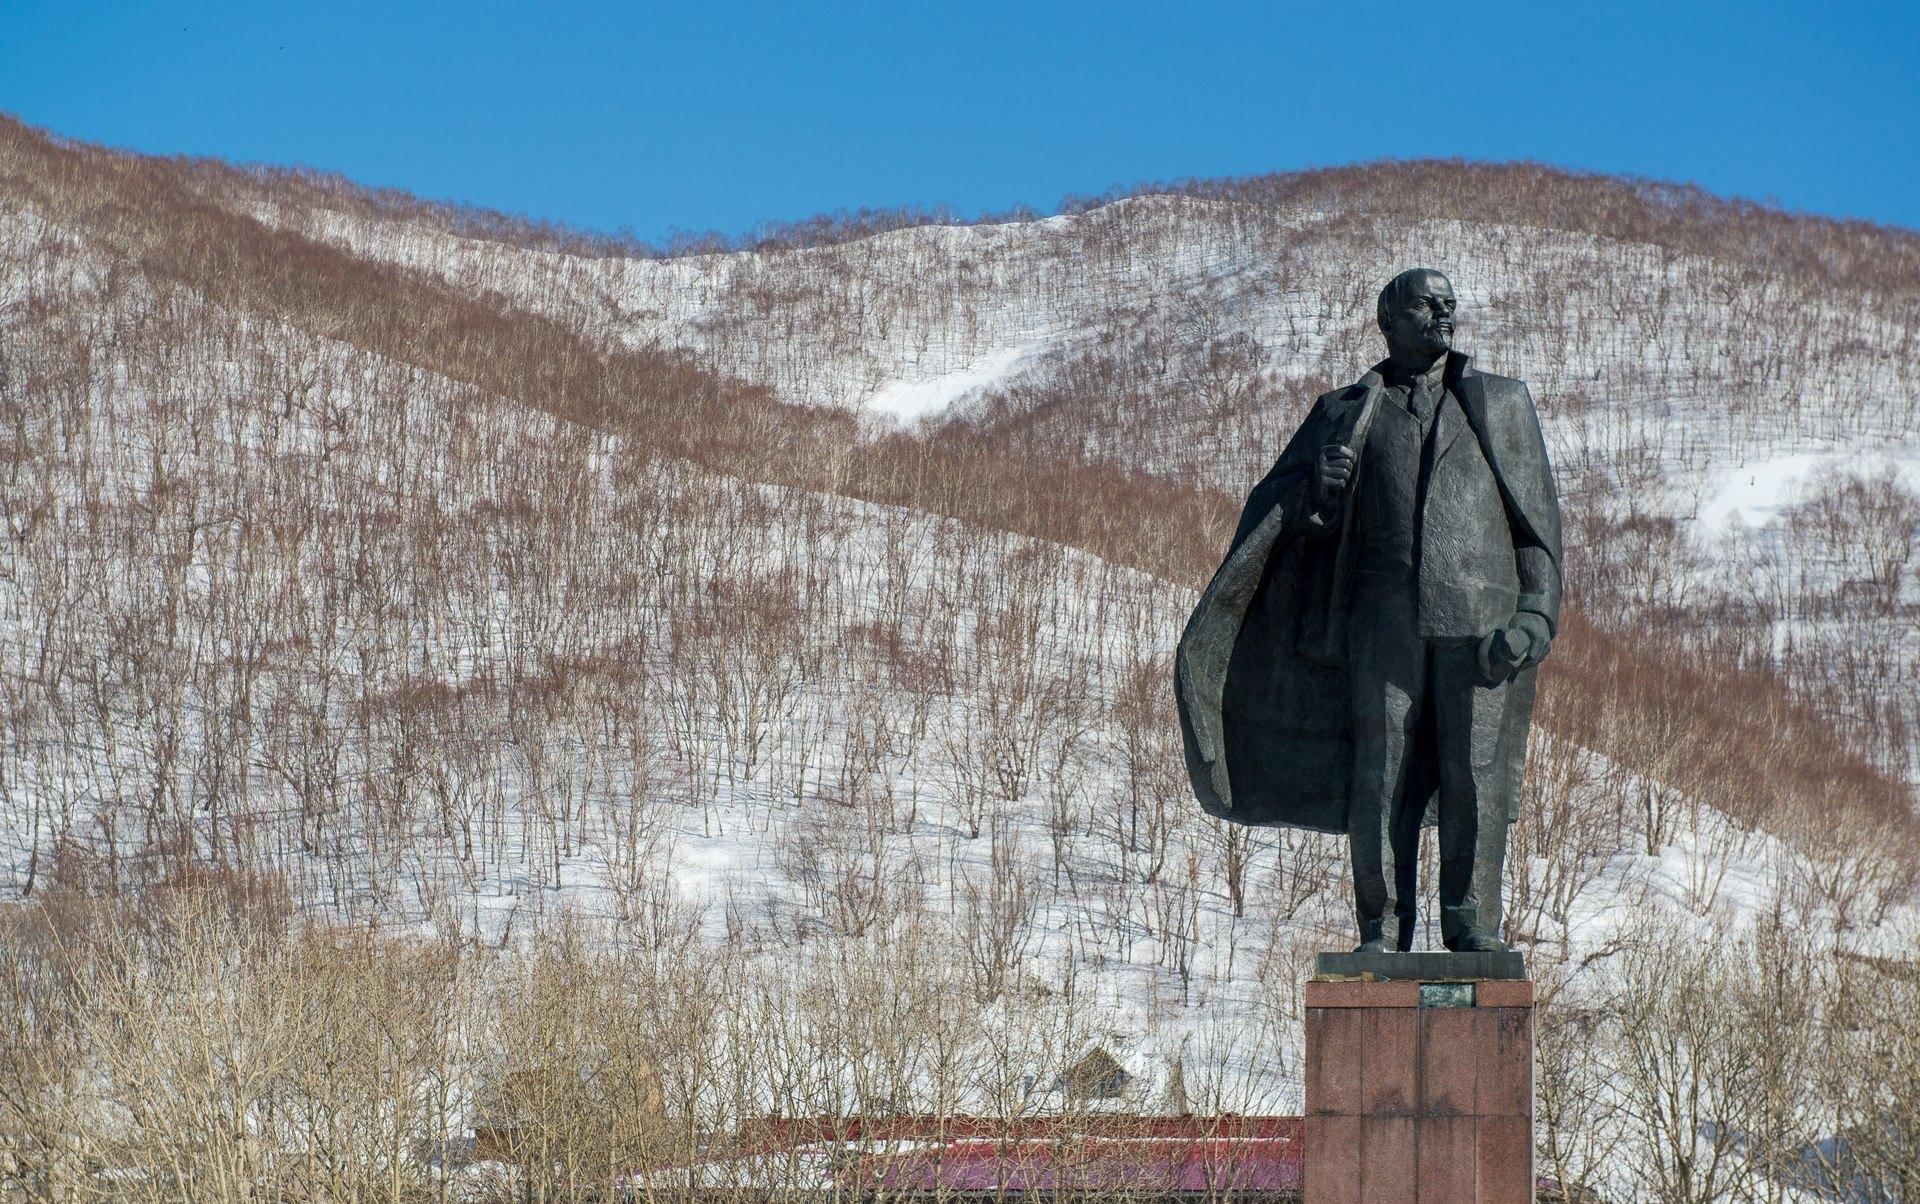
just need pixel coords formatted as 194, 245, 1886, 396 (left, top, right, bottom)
4, 1, 1917, 241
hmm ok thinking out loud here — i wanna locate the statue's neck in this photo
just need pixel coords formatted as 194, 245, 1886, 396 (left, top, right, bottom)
1386, 349, 1446, 385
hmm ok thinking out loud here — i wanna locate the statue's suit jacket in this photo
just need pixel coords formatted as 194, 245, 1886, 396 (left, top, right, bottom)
1175, 352, 1562, 832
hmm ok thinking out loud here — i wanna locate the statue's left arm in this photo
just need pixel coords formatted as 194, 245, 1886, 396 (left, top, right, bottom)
1506, 381, 1562, 668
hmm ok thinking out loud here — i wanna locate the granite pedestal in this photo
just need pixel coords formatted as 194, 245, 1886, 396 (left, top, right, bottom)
1304, 958, 1533, 1203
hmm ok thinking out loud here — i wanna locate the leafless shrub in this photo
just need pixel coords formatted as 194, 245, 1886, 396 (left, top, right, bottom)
958, 818, 1041, 1000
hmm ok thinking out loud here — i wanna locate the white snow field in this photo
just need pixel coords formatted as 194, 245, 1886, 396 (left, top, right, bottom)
5, 134, 1920, 1199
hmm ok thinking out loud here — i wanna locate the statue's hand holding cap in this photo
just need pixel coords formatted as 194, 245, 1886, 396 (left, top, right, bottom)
1313, 444, 1356, 509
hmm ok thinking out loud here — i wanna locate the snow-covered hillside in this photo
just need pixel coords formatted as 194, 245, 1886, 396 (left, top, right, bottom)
246, 164, 1920, 785
4, 125, 1919, 1200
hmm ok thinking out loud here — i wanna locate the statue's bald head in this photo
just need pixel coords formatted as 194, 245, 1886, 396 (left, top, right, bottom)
1376, 269, 1452, 330
1376, 268, 1456, 365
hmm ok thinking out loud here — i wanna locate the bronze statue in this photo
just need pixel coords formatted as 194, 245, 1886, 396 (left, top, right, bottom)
1176, 269, 1562, 955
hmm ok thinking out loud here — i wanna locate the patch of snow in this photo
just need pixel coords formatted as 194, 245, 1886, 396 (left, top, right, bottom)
1699, 451, 1832, 531
863, 346, 1034, 424
1699, 446, 1920, 532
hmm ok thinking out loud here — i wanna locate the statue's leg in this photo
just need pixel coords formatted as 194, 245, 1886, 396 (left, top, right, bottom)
1389, 758, 1424, 951
1395, 671, 1439, 949
1346, 582, 1424, 948
1431, 642, 1511, 944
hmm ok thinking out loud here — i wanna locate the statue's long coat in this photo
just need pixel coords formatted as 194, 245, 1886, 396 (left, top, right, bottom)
1175, 354, 1563, 833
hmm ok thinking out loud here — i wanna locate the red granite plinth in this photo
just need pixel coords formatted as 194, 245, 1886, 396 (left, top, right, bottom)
1304, 977, 1533, 1204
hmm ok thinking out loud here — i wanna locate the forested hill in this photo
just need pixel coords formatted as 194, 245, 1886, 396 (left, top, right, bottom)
2, 115, 1918, 1199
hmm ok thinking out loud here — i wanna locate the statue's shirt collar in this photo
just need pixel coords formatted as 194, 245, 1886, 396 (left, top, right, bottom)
1366, 351, 1471, 394
1381, 358, 1447, 394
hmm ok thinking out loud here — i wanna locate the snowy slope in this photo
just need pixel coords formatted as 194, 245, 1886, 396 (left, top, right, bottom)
245, 178, 1920, 784
4, 139, 1919, 1201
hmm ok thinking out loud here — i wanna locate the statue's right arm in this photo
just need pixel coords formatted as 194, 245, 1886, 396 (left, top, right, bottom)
1279, 462, 1343, 542
1227, 400, 1335, 554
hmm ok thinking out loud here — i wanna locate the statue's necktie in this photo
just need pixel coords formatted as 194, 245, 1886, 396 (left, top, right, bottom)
1408, 380, 1437, 427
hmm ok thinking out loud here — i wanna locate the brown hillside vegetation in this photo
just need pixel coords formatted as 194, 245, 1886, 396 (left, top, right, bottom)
3, 115, 1906, 854
2, 114, 1919, 1200
214, 148, 1920, 290
1, 118, 1229, 584
212, 112, 1920, 792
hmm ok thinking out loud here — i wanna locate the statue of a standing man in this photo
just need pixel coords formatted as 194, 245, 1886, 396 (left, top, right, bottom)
1176, 269, 1562, 954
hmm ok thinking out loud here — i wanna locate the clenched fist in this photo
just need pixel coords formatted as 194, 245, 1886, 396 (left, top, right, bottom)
1479, 612, 1553, 683
1314, 444, 1356, 509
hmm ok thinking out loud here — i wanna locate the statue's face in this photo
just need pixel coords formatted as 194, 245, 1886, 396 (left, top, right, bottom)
1381, 272, 1456, 361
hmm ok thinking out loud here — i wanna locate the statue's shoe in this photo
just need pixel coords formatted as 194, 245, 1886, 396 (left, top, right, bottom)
1444, 929, 1509, 954
1354, 938, 1393, 954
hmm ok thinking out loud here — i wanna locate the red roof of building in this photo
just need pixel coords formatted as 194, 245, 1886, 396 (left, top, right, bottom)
729, 1116, 1305, 1196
